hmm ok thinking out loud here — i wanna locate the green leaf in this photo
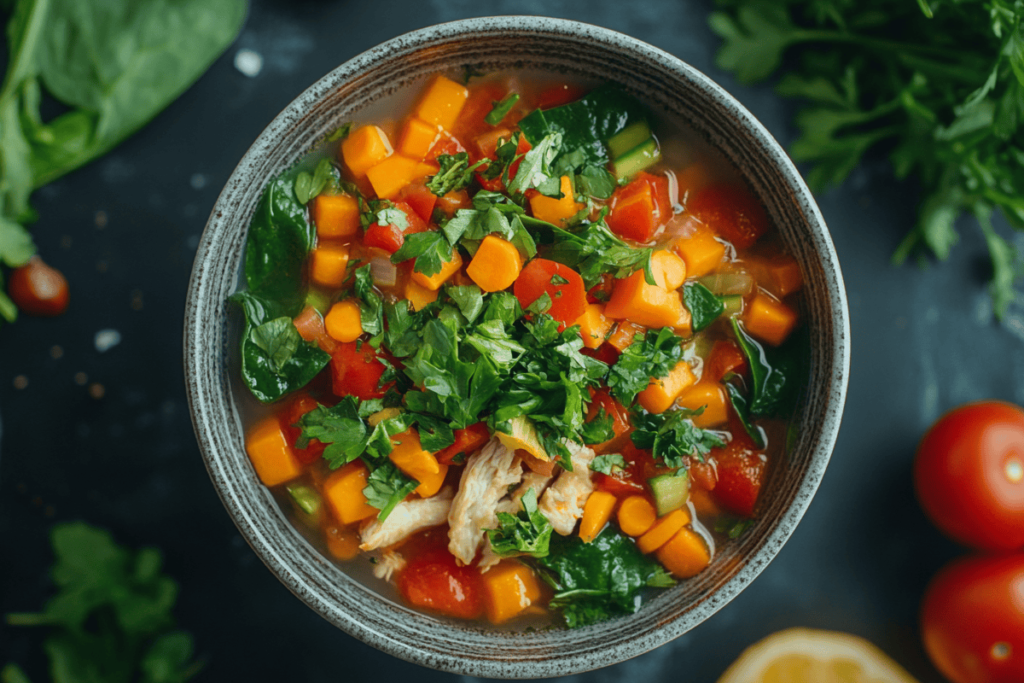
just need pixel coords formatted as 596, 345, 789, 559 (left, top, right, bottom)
446, 284, 484, 323
725, 382, 766, 449
486, 487, 553, 558
426, 152, 487, 197
607, 327, 685, 405
363, 461, 419, 521
484, 92, 520, 125
589, 452, 625, 475
251, 317, 301, 373
507, 131, 562, 195
976, 204, 1020, 319
630, 406, 725, 468
391, 230, 453, 277
682, 282, 725, 332
580, 409, 615, 445
730, 318, 799, 416
709, 3, 798, 84
296, 398, 369, 467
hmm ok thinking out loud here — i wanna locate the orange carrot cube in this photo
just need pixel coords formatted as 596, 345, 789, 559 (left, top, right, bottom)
673, 223, 725, 278
637, 360, 697, 414
604, 270, 684, 328
411, 250, 463, 291
245, 416, 303, 487
366, 154, 439, 199
529, 176, 583, 225
341, 125, 393, 178
314, 194, 361, 238
414, 75, 469, 132
398, 117, 441, 159
323, 461, 378, 525
676, 382, 729, 428
575, 303, 614, 349
744, 293, 798, 346
310, 244, 350, 288
481, 561, 542, 624
404, 278, 439, 311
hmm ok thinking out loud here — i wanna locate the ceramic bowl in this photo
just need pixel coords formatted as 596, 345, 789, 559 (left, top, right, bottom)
184, 16, 850, 679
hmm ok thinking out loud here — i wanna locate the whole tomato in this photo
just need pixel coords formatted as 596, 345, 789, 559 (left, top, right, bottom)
914, 402, 1024, 551
7, 256, 69, 316
921, 554, 1024, 683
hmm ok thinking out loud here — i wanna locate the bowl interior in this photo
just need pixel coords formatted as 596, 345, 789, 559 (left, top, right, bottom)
184, 16, 849, 679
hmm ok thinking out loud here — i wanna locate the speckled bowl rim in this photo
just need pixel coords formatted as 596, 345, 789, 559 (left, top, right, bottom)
185, 16, 850, 679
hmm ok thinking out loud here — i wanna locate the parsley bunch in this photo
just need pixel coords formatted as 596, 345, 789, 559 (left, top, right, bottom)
711, 0, 1024, 315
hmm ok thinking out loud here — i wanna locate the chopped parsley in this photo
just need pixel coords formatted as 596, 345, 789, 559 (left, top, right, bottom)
630, 406, 726, 468
606, 327, 687, 405
486, 488, 553, 558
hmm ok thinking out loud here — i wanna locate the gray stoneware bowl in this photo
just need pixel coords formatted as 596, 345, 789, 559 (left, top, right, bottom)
184, 16, 850, 679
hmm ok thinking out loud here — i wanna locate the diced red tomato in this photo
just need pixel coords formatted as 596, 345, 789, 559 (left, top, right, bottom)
710, 417, 766, 517
330, 341, 392, 400
399, 183, 439, 223
606, 172, 672, 243
363, 201, 428, 254
704, 340, 747, 383
426, 135, 465, 162
282, 395, 326, 465
687, 183, 768, 249
435, 423, 491, 465
292, 305, 336, 354
513, 258, 587, 329
536, 83, 587, 109
586, 273, 615, 304
397, 546, 484, 619
586, 389, 631, 452
453, 83, 507, 139
581, 344, 620, 366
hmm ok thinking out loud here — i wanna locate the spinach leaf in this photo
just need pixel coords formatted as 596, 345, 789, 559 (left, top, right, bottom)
535, 527, 674, 628
244, 171, 315, 313
446, 284, 484, 323
486, 488, 553, 559
484, 92, 520, 125
294, 158, 339, 204
730, 319, 799, 416
682, 282, 725, 332
230, 291, 330, 404
518, 85, 650, 164
724, 382, 766, 448
630, 406, 726, 468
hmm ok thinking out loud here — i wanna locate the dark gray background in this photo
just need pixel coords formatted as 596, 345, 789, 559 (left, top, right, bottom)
2, 1, 1019, 681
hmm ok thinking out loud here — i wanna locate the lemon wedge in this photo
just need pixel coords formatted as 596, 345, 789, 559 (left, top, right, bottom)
717, 628, 919, 683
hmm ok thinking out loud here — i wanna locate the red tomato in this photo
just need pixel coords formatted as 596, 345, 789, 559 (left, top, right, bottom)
605, 172, 672, 243
513, 258, 587, 328
397, 547, 484, 620
581, 344, 620, 366
8, 256, 69, 316
586, 389, 631, 452
435, 422, 490, 465
282, 395, 326, 465
704, 340, 747, 383
921, 554, 1024, 683
687, 184, 767, 249
363, 223, 404, 254
710, 419, 766, 517
330, 342, 392, 400
398, 184, 438, 223
914, 401, 1024, 551
536, 83, 587, 109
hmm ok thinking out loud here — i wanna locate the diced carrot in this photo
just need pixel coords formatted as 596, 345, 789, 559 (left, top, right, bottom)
607, 320, 646, 352
398, 117, 441, 159
324, 299, 363, 343
341, 125, 393, 178
292, 305, 336, 354
575, 303, 614, 349
366, 155, 439, 199
245, 415, 303, 487
617, 496, 657, 537
324, 523, 361, 560
637, 508, 691, 554
676, 382, 729, 428
437, 189, 471, 215
513, 258, 587, 328
323, 461, 378, 525
656, 527, 711, 578
529, 175, 582, 226
604, 270, 684, 328
637, 360, 697, 414
466, 235, 522, 292
744, 293, 798, 346
650, 250, 686, 290
404, 278, 439, 311
411, 249, 463, 291
389, 429, 447, 498
414, 75, 469, 132
310, 244, 350, 288
672, 223, 726, 278
579, 490, 617, 543
674, 306, 693, 339
481, 561, 542, 624
314, 194, 361, 238
767, 256, 803, 297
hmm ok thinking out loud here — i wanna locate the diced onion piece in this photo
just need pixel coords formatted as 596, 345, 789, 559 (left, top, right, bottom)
370, 256, 398, 287
695, 272, 754, 296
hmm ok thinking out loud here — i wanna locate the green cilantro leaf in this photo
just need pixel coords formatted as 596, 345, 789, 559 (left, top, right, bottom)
391, 230, 453, 277
363, 461, 419, 521
606, 327, 686, 405
507, 131, 562, 195
485, 488, 553, 558
580, 409, 615, 445
589, 453, 626, 475
426, 152, 488, 197
630, 406, 726, 468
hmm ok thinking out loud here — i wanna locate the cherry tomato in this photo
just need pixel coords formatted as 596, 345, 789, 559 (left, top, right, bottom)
8, 256, 69, 316
513, 258, 586, 328
921, 554, 1024, 683
914, 401, 1024, 551
397, 546, 484, 620
687, 184, 768, 249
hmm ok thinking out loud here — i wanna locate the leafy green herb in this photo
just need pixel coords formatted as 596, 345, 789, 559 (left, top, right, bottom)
326, 122, 354, 142
426, 152, 488, 197
446, 285, 485, 323
507, 132, 562, 196
251, 317, 301, 373
0, 0, 246, 325
606, 327, 686, 405
715, 515, 755, 540
580, 409, 615, 445
710, 0, 1024, 315
535, 527, 675, 628
4, 522, 201, 682
354, 264, 384, 338
550, 273, 570, 286
486, 488, 553, 558
484, 92, 521, 125
544, 218, 656, 288
391, 230, 454, 277
730, 318, 799, 416
295, 398, 370, 467
630, 406, 726, 468
589, 453, 626, 475
682, 282, 725, 332
376, 206, 409, 230
363, 461, 419, 521
294, 158, 339, 204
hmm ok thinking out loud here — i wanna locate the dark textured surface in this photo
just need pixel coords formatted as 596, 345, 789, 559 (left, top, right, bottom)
1, 1, 1017, 681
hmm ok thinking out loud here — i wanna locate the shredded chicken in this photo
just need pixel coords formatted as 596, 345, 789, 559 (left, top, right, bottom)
539, 441, 596, 535
359, 487, 453, 551
372, 550, 406, 581
448, 437, 522, 565
495, 471, 554, 515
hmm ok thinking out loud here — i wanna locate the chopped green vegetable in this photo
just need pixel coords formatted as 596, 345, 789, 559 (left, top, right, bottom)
484, 92, 520, 125
730, 318, 799, 416
486, 488, 553, 558
607, 121, 654, 158
580, 409, 615, 445
710, 0, 1024, 316
589, 452, 626, 475
725, 381, 766, 448
682, 282, 726, 332
630, 406, 726, 468
611, 138, 661, 180
363, 461, 419, 521
4, 522, 201, 682
544, 218, 656, 289
606, 327, 686, 405
649, 471, 691, 516
287, 484, 322, 515
294, 158, 339, 204
426, 152, 488, 197
391, 231, 454, 277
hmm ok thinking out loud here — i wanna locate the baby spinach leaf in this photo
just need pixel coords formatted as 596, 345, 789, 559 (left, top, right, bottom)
486, 488, 553, 559
725, 382, 766, 448
230, 291, 330, 404
294, 158, 339, 204
682, 282, 725, 332
730, 318, 799, 416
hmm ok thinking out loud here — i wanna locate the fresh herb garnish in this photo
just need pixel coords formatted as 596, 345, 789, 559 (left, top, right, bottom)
630, 406, 726, 468
486, 488, 553, 558
606, 327, 686, 405
426, 152, 488, 197
294, 158, 339, 204
589, 452, 626, 475
545, 218, 656, 288
363, 461, 419, 521
484, 93, 521, 125
391, 230, 454, 277
507, 132, 563, 196
580, 408, 616, 445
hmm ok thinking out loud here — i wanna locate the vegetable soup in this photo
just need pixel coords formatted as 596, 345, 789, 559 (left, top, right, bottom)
231, 71, 805, 628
